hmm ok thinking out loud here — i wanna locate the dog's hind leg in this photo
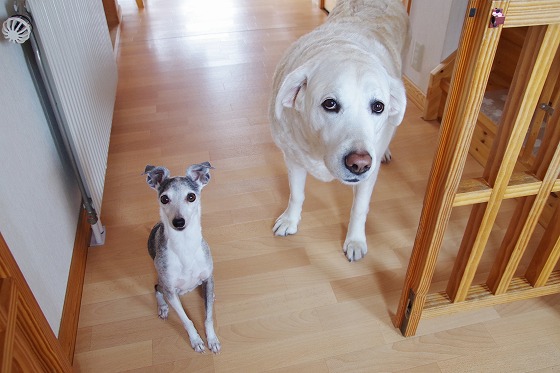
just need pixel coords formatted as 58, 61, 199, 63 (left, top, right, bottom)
203, 277, 221, 353
166, 292, 206, 353
155, 284, 169, 319
343, 166, 378, 261
273, 160, 307, 236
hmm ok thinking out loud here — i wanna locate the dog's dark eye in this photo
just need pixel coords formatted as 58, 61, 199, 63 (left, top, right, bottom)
186, 193, 196, 203
160, 195, 170, 204
321, 98, 340, 113
371, 100, 384, 114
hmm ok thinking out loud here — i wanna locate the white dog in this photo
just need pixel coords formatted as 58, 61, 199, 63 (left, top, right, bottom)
269, 0, 409, 261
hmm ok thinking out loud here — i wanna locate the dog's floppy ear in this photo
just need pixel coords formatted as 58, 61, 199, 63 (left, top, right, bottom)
143, 165, 170, 190
186, 162, 214, 188
275, 64, 309, 119
388, 75, 407, 127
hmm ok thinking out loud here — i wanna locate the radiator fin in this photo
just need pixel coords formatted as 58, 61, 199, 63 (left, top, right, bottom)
28, 0, 117, 215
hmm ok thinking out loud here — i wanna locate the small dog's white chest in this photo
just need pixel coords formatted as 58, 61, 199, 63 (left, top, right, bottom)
167, 246, 211, 295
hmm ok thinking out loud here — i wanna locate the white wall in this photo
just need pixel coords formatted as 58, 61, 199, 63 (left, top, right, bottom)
318, 0, 467, 94
403, 0, 467, 93
442, 0, 469, 60
0, 3, 82, 335
1, 0, 115, 336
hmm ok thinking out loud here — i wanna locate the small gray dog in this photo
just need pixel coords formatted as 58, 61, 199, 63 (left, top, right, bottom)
144, 162, 220, 353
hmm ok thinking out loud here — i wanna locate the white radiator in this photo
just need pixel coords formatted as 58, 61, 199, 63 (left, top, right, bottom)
4, 0, 117, 244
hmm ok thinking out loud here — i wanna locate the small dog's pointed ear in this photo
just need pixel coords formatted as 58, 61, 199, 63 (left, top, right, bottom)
186, 162, 214, 188
143, 165, 170, 190
275, 63, 309, 120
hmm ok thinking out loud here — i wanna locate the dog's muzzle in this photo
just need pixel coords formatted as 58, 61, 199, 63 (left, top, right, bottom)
344, 151, 372, 175
172, 217, 186, 230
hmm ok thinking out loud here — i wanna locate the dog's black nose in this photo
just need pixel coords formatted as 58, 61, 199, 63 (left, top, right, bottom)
172, 218, 185, 229
345, 151, 372, 175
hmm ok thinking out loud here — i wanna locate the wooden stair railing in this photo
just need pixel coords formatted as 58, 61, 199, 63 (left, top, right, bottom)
394, 0, 560, 337
423, 51, 456, 121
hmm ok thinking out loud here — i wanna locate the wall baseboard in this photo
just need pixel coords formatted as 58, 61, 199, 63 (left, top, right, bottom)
58, 208, 90, 364
403, 75, 426, 112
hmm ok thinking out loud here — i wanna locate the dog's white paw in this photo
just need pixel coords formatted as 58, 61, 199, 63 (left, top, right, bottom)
190, 335, 206, 353
381, 148, 392, 163
207, 336, 221, 353
343, 240, 368, 262
273, 214, 299, 236
158, 304, 169, 319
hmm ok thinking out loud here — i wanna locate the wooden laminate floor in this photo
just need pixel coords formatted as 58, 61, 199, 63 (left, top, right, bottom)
74, 0, 560, 371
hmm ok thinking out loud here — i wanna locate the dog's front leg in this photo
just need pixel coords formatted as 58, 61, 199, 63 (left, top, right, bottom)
155, 284, 169, 319
166, 293, 206, 353
273, 160, 307, 236
343, 166, 378, 261
203, 277, 221, 353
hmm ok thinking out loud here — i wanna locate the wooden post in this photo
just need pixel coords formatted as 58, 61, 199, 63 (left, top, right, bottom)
525, 104, 560, 287
526, 205, 560, 287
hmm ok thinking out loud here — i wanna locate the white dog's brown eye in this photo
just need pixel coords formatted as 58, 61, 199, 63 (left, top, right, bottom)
160, 195, 170, 204
371, 100, 384, 114
321, 98, 340, 113
186, 193, 196, 203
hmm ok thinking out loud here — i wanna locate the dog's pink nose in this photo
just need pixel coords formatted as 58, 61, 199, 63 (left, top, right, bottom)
345, 151, 372, 175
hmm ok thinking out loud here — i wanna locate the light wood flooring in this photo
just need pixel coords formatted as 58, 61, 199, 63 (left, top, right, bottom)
74, 0, 560, 371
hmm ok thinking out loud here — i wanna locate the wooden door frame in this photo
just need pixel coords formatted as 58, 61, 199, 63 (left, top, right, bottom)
0, 232, 72, 371
0, 208, 90, 369
402, 0, 412, 14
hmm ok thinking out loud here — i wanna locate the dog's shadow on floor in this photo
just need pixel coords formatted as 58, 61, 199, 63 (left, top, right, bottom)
304, 177, 411, 325
263, 164, 405, 327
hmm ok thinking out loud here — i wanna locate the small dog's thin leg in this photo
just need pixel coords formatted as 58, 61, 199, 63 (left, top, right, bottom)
203, 277, 221, 353
344, 166, 378, 261
273, 161, 307, 236
155, 284, 169, 319
166, 293, 206, 353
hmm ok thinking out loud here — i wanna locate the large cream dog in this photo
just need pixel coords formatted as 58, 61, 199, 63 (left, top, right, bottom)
269, 0, 409, 261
